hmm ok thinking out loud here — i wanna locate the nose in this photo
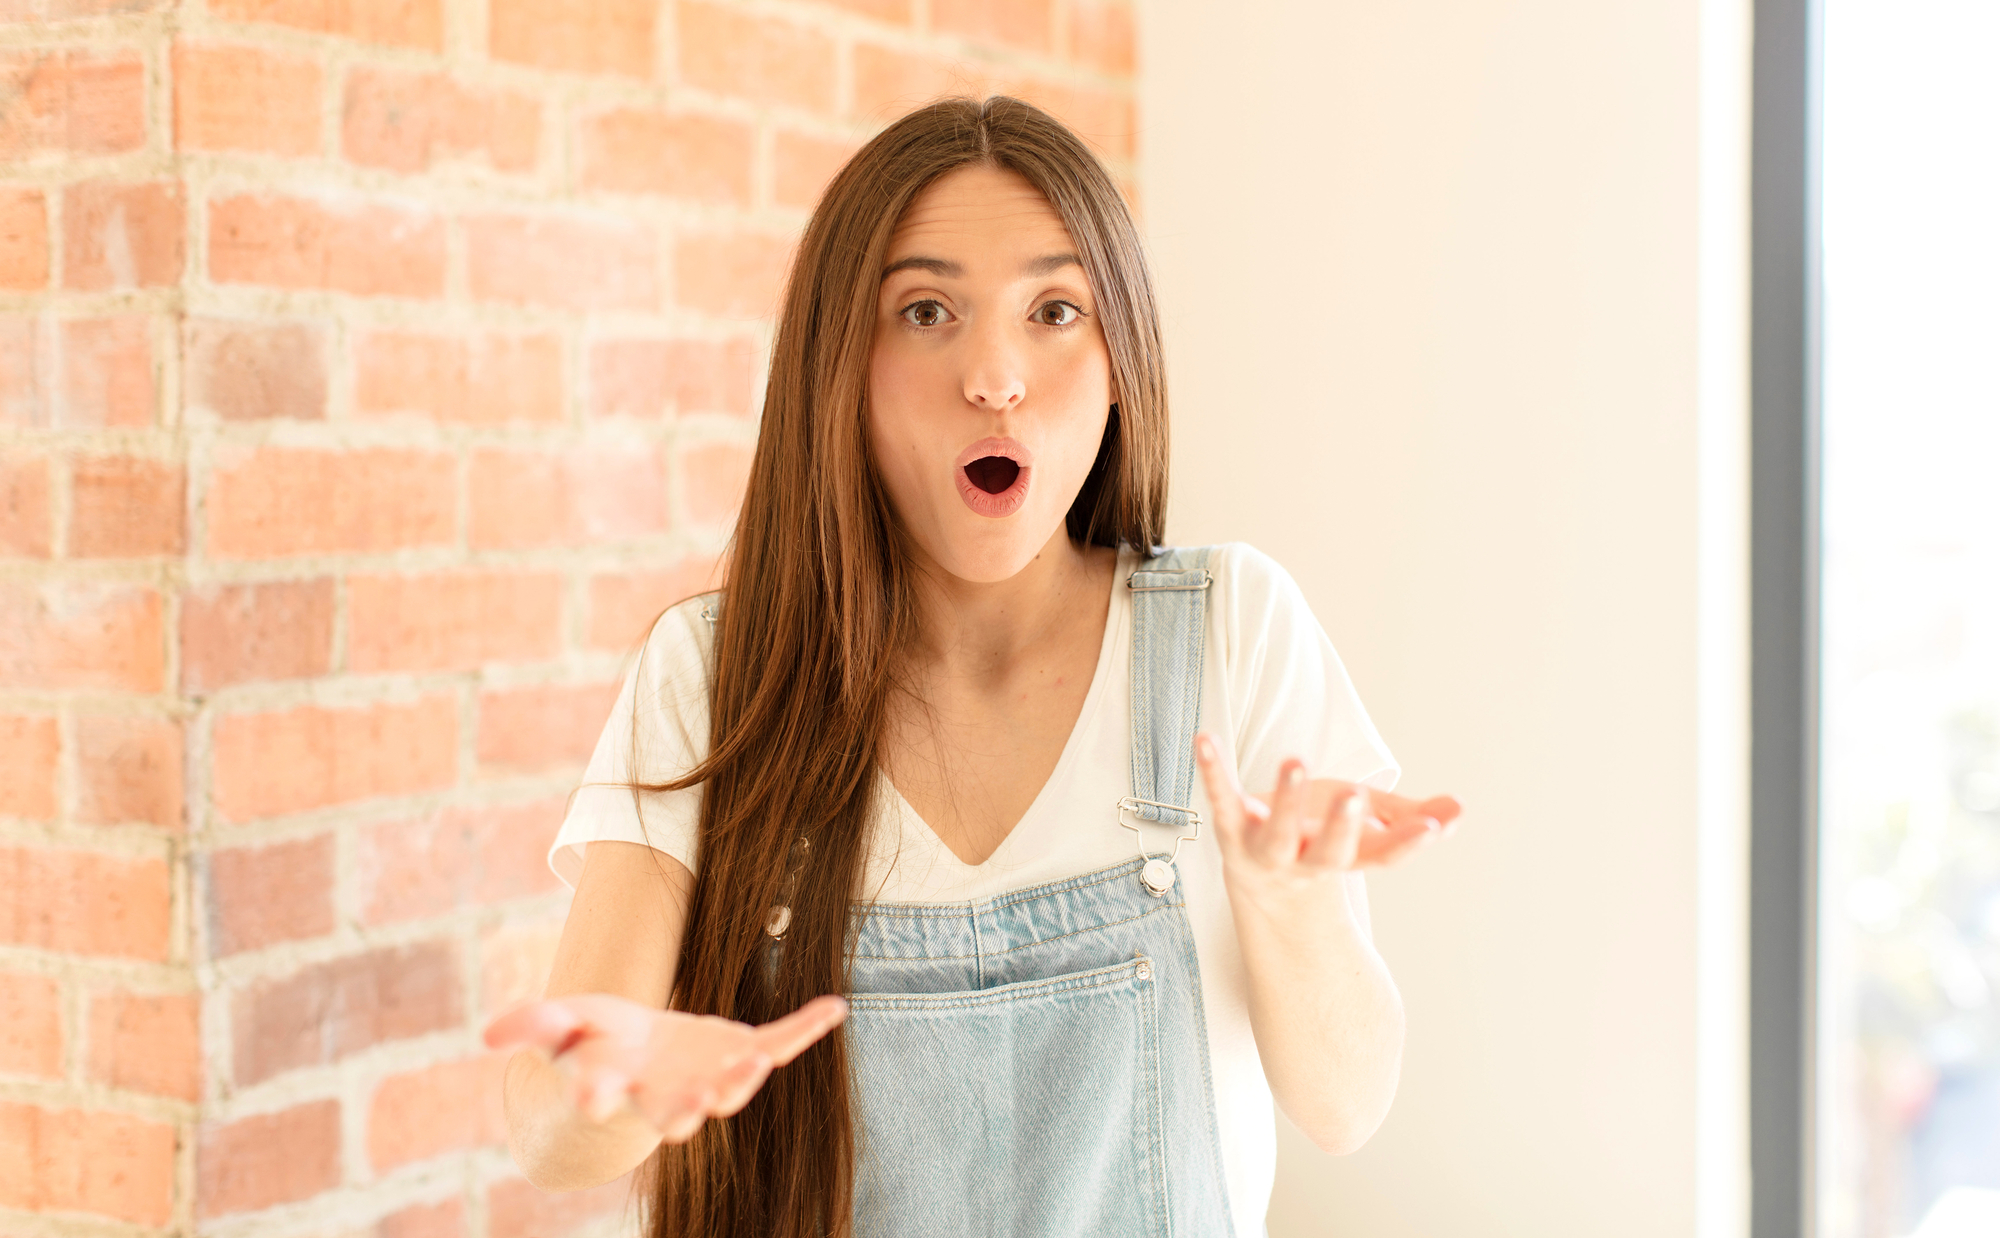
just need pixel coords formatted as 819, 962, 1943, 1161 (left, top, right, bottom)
961, 323, 1026, 412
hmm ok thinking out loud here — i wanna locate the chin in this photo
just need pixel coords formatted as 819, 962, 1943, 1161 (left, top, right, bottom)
926, 518, 1062, 585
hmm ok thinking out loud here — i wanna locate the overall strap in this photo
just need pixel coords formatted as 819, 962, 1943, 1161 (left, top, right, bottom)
1125, 546, 1215, 836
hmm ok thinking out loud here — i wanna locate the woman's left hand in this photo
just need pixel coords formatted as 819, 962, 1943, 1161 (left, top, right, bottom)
1194, 732, 1463, 890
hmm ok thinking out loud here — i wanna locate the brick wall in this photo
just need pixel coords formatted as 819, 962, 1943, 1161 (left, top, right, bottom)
0, 1, 1132, 1235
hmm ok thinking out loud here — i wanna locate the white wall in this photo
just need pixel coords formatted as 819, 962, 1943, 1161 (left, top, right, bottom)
1138, 2, 1750, 1234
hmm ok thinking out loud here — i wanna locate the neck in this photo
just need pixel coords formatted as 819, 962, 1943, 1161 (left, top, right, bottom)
906, 527, 1107, 678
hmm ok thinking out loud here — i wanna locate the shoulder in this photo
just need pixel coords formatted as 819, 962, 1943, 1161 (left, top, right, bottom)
1158, 543, 1325, 681
1209, 542, 1297, 598
1147, 542, 1307, 620
626, 590, 722, 700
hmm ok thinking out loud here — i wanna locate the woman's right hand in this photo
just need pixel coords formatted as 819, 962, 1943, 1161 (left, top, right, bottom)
484, 993, 848, 1143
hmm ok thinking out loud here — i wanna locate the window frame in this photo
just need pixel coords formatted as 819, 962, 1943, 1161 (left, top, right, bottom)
1749, 0, 1823, 1232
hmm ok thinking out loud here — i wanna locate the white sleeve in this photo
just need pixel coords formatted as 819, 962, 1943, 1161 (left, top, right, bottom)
546, 599, 715, 890
1215, 543, 1399, 796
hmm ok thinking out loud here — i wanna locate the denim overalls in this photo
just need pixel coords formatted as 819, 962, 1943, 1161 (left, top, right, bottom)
843, 547, 1236, 1237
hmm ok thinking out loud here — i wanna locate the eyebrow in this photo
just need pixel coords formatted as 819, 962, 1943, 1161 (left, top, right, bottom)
879, 253, 1083, 281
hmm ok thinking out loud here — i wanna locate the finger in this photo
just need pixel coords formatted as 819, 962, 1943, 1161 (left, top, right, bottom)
483, 1000, 585, 1055
1369, 789, 1464, 829
1419, 795, 1464, 826
1354, 816, 1441, 868
1248, 759, 1308, 868
751, 996, 849, 1066
1300, 786, 1367, 870
659, 1103, 708, 1144
707, 1049, 776, 1117
1193, 734, 1249, 848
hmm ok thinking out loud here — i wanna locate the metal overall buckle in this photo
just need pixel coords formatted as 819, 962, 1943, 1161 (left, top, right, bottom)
1116, 796, 1202, 897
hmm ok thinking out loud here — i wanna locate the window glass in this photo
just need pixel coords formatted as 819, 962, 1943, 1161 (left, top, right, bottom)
1819, 2, 2000, 1235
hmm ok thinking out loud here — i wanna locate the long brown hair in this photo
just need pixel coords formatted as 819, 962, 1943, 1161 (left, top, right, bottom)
638, 95, 1169, 1238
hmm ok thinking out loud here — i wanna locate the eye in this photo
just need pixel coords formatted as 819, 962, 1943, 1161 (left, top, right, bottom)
900, 299, 952, 328
1035, 300, 1084, 327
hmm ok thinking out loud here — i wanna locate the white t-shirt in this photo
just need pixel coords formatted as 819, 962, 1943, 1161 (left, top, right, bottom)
549, 542, 1399, 1234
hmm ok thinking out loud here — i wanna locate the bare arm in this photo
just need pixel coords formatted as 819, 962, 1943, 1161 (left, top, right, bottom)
491, 841, 848, 1192
500, 841, 693, 1190
1196, 739, 1462, 1155
1230, 844, 1405, 1153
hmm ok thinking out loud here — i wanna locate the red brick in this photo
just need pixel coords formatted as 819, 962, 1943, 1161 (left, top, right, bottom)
185, 318, 326, 421
206, 446, 455, 558
211, 695, 457, 821
0, 451, 51, 557
173, 42, 321, 155
465, 212, 658, 311
208, 0, 441, 50
0, 973, 61, 1077
462, 454, 558, 552
479, 919, 562, 1015
932, 0, 1052, 52
357, 800, 563, 924
0, 188, 49, 290
209, 193, 445, 297
773, 130, 860, 210
577, 108, 751, 204
0, 1102, 174, 1225
206, 834, 334, 954
368, 1052, 508, 1170
343, 66, 540, 174
68, 455, 184, 557
468, 446, 666, 550
196, 1100, 340, 1216
181, 578, 334, 691
0, 315, 47, 423
477, 683, 618, 774
590, 337, 755, 420
489, 0, 653, 77
850, 45, 997, 123
230, 941, 459, 1086
573, 448, 671, 540
0, 582, 164, 692
677, 4, 836, 114
586, 557, 719, 649
1007, 76, 1135, 158
1067, 0, 1135, 76
74, 714, 183, 829
87, 990, 200, 1100
674, 230, 792, 318
487, 1175, 629, 1238
681, 441, 753, 528
61, 316, 154, 427
353, 331, 562, 423
347, 571, 562, 673
0, 0, 168, 16
379, 1198, 464, 1238
0, 716, 59, 818
819, 0, 911, 21
0, 845, 171, 960
61, 180, 184, 291
0, 50, 145, 159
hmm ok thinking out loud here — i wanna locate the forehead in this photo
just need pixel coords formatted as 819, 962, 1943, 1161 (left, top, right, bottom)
887, 165, 1076, 259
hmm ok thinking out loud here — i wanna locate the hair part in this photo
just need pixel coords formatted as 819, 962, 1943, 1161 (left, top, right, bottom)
635, 95, 1168, 1238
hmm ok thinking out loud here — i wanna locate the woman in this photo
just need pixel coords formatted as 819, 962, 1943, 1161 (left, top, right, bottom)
486, 96, 1461, 1238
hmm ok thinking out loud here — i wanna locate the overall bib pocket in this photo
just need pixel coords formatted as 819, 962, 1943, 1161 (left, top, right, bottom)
847, 957, 1169, 1238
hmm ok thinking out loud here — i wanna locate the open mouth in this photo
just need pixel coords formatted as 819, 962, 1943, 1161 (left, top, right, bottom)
963, 456, 1021, 495
952, 437, 1032, 518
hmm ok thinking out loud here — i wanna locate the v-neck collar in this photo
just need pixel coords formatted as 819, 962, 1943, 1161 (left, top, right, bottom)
878, 545, 1134, 875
